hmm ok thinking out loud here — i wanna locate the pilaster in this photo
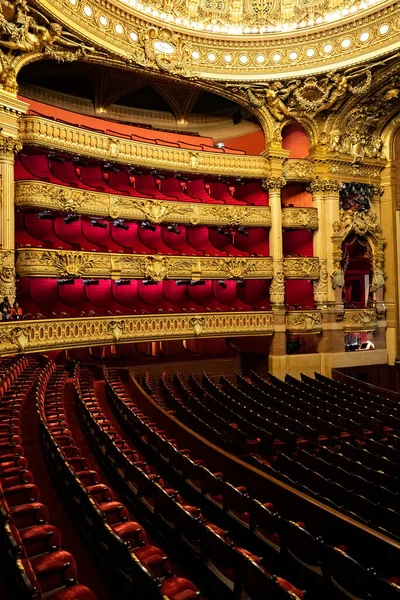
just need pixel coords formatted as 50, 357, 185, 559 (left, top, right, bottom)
0, 90, 29, 303
262, 176, 286, 310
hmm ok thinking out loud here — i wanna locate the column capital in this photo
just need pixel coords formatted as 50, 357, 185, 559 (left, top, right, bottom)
262, 176, 286, 191
307, 177, 342, 193
0, 134, 22, 159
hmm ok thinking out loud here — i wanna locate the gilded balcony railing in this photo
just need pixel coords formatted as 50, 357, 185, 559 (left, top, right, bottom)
282, 257, 321, 280
342, 309, 378, 332
16, 249, 274, 280
19, 116, 271, 178
15, 181, 272, 228
0, 312, 274, 355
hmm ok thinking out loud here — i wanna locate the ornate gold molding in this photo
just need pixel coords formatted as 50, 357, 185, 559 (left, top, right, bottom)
15, 181, 272, 227
0, 311, 275, 355
18, 116, 270, 178
282, 208, 318, 230
286, 311, 322, 333
270, 258, 284, 305
282, 160, 315, 182
37, 0, 400, 79
283, 257, 321, 280
15, 249, 274, 280
0, 135, 22, 159
307, 178, 342, 194
0, 250, 15, 303
342, 309, 378, 332
262, 177, 286, 191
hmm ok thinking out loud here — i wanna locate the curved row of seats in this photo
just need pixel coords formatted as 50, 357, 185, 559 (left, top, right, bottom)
132, 368, 400, 600
16, 212, 270, 256
17, 278, 271, 320
26, 106, 244, 154
36, 361, 201, 600
186, 370, 400, 538
16, 154, 267, 205
76, 366, 306, 600
0, 357, 96, 600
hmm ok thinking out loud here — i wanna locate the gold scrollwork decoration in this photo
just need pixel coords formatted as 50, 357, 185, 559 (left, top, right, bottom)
282, 257, 321, 280
342, 309, 378, 332
286, 311, 322, 333
16, 249, 274, 281
282, 208, 319, 230
15, 181, 272, 228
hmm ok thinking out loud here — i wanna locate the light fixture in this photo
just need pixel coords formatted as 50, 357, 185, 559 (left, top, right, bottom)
167, 224, 180, 235
91, 219, 107, 229
38, 211, 55, 220
83, 279, 99, 286
113, 219, 129, 230
140, 221, 156, 232
115, 279, 131, 286
57, 279, 75, 285
142, 279, 158, 285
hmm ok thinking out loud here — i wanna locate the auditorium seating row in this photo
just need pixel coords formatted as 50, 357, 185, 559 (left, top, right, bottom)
16, 154, 266, 205
109, 368, 400, 599
0, 357, 97, 600
190, 370, 400, 540
17, 278, 271, 319
75, 365, 306, 599
16, 212, 270, 256
36, 361, 202, 600
26, 107, 244, 154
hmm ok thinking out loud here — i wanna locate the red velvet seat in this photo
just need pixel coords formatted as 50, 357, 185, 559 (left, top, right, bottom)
186, 227, 227, 256
25, 549, 77, 594
185, 180, 224, 204
235, 182, 268, 206
161, 577, 201, 599
160, 178, 194, 202
50, 584, 98, 600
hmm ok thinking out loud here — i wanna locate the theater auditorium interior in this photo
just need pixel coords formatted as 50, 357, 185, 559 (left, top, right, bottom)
1, 0, 400, 598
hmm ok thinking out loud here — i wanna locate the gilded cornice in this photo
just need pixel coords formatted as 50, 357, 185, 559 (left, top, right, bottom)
15, 181, 272, 227
282, 208, 318, 230
286, 310, 322, 333
0, 311, 275, 355
35, 0, 400, 79
18, 116, 270, 178
342, 309, 378, 331
15, 248, 274, 280
282, 257, 321, 280
309, 154, 386, 183
0, 135, 22, 159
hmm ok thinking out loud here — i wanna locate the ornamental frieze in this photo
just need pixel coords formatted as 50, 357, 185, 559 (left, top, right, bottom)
16, 249, 274, 280
0, 250, 16, 303
18, 116, 270, 178
0, 312, 275, 355
282, 208, 318, 230
15, 181, 272, 228
282, 257, 321, 280
282, 160, 314, 182
286, 311, 322, 333
342, 309, 378, 332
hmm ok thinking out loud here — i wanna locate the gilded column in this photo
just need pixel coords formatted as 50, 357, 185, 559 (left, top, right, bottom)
0, 91, 29, 304
263, 177, 286, 309
263, 176, 287, 378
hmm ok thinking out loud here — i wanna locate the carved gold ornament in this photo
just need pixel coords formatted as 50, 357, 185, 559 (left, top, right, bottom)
0, 312, 275, 355
342, 309, 378, 332
283, 258, 321, 280
269, 259, 284, 305
0, 250, 16, 303
15, 181, 272, 228
16, 249, 274, 280
282, 160, 314, 182
282, 208, 318, 230
286, 311, 322, 333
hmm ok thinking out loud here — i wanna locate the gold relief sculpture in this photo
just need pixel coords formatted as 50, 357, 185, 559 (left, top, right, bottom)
282, 208, 318, 230
342, 309, 378, 332
18, 117, 270, 178
282, 160, 314, 182
282, 257, 321, 280
0, 134, 22, 158
262, 176, 286, 191
335, 208, 382, 239
0, 312, 275, 355
313, 260, 328, 304
16, 248, 274, 280
270, 259, 285, 305
15, 181, 272, 227
0, 250, 16, 303
307, 178, 342, 194
286, 311, 322, 333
